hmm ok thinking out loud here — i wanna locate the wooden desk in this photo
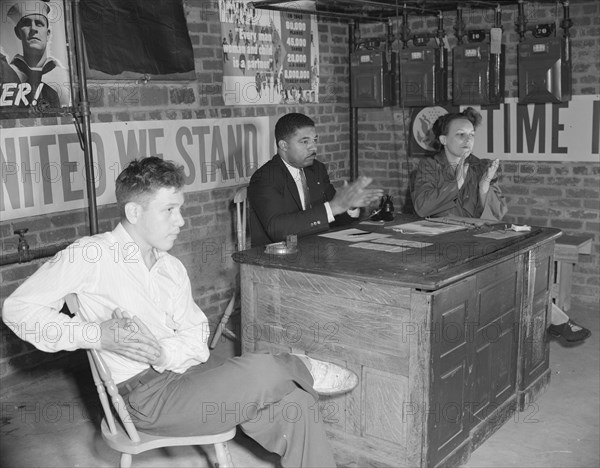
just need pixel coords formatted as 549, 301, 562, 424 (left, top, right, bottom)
233, 218, 561, 467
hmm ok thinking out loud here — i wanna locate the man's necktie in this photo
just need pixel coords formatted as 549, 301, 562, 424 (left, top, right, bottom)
299, 169, 311, 210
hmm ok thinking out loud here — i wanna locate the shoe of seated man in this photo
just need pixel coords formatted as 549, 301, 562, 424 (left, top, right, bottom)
292, 354, 359, 396
549, 319, 591, 342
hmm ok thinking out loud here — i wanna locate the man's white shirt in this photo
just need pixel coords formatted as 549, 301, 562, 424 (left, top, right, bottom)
2, 223, 210, 384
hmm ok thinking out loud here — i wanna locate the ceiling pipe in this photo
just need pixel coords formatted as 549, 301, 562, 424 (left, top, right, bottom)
251, 0, 438, 21
250, 1, 383, 22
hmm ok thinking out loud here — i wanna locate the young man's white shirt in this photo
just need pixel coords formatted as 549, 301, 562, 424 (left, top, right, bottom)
2, 223, 210, 384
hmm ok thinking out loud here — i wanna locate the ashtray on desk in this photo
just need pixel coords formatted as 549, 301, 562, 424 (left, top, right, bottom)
264, 241, 298, 255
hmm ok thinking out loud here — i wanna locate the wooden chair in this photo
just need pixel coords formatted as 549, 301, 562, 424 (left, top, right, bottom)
551, 235, 593, 312
210, 186, 247, 349
64, 294, 236, 468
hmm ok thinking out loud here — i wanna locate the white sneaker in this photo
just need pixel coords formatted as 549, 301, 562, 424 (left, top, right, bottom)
292, 354, 359, 396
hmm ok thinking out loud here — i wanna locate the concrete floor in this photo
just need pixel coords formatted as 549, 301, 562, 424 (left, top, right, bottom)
1, 305, 598, 468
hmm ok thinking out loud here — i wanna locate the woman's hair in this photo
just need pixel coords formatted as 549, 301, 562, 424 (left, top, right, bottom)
431, 107, 482, 151
115, 156, 185, 217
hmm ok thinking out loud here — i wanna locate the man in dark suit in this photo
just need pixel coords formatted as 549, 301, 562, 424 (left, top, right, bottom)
249, 112, 383, 246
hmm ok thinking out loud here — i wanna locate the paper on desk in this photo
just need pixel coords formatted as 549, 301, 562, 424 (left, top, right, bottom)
385, 220, 467, 235
510, 224, 531, 232
359, 220, 385, 226
474, 230, 528, 240
427, 216, 494, 227
319, 228, 391, 242
349, 242, 409, 253
371, 238, 433, 248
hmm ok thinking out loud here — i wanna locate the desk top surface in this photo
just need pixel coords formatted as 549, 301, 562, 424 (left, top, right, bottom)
233, 216, 561, 290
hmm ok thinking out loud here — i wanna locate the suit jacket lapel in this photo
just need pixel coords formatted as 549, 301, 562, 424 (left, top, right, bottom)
273, 154, 303, 210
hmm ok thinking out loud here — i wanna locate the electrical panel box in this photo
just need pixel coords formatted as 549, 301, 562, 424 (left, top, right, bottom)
351, 47, 396, 108
453, 43, 505, 105
518, 37, 571, 103
399, 47, 448, 107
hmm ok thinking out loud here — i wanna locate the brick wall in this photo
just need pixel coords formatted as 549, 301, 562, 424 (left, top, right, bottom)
1, 1, 598, 387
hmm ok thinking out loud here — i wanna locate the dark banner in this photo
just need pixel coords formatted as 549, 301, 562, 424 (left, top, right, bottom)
80, 0, 194, 78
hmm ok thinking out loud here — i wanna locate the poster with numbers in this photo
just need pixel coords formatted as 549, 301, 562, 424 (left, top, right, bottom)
219, 0, 318, 106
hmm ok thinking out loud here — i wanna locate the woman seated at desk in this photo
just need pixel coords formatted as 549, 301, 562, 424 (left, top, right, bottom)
411, 106, 507, 221
411, 107, 590, 343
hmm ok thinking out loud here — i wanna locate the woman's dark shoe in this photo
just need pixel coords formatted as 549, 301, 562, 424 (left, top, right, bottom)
549, 319, 591, 342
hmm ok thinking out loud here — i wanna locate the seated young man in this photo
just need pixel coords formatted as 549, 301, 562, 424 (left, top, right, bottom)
2, 157, 357, 467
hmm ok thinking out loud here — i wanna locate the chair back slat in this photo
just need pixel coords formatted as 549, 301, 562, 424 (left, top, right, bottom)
64, 294, 141, 443
90, 349, 141, 442
86, 351, 118, 435
234, 186, 248, 251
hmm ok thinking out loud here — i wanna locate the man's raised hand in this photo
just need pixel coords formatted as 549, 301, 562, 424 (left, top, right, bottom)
329, 176, 384, 215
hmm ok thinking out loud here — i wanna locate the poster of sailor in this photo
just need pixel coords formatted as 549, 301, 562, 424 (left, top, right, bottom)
219, 0, 319, 105
0, 0, 71, 116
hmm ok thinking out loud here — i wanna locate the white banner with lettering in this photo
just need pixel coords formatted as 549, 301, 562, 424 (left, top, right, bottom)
1, 117, 271, 221
411, 95, 600, 162
472, 96, 600, 161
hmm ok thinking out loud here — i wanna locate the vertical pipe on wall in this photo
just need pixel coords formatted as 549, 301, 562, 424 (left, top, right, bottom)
72, 0, 98, 235
561, 0, 572, 62
516, 0, 528, 42
348, 20, 358, 181
454, 5, 465, 44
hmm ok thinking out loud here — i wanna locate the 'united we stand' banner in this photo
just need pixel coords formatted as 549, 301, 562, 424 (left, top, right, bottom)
1, 117, 271, 221
219, 0, 319, 106
0, 0, 71, 117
